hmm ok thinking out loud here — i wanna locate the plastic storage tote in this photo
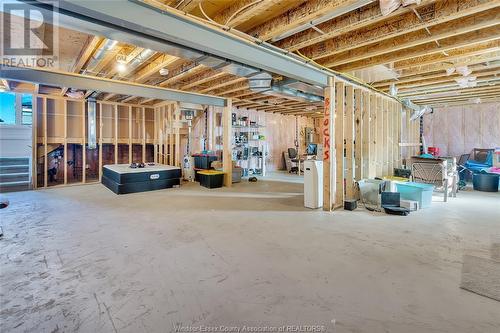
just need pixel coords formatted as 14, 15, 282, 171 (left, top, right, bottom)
197, 170, 225, 189
396, 182, 434, 208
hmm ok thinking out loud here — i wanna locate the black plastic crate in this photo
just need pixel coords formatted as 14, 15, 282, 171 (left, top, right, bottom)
198, 171, 224, 189
193, 154, 218, 169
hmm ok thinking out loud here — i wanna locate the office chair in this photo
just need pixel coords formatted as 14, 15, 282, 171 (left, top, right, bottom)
288, 148, 299, 174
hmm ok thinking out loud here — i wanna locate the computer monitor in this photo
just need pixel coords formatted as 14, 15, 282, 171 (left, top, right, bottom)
306, 143, 317, 156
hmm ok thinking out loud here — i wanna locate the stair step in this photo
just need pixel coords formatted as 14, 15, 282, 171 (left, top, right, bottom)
0, 157, 30, 166
0, 181, 31, 193
0, 180, 30, 186
0, 173, 30, 182
0, 165, 30, 174
0, 164, 30, 168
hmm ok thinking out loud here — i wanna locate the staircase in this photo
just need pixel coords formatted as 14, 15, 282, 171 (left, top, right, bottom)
0, 157, 31, 193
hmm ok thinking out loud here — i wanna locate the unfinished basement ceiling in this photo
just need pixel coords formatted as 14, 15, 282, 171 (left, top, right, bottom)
1, 0, 499, 111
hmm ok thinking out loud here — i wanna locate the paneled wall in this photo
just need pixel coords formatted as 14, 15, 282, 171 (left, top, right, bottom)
422, 102, 500, 157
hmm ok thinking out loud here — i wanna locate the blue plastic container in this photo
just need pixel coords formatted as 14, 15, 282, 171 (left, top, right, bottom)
396, 182, 434, 208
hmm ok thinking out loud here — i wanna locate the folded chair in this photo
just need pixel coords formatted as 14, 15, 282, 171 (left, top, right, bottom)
409, 157, 455, 202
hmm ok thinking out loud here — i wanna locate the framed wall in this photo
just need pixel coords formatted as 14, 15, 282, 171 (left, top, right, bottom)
33, 95, 156, 189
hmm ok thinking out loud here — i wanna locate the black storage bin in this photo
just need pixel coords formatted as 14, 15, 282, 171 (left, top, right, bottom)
473, 173, 499, 192
193, 154, 218, 170
198, 171, 224, 189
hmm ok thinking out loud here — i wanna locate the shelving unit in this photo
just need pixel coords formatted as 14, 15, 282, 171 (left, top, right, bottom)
232, 116, 267, 177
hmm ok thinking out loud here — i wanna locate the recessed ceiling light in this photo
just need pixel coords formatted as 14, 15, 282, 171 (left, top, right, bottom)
159, 68, 169, 76
117, 62, 127, 73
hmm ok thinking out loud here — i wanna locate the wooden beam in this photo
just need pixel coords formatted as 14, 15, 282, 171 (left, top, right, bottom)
323, 76, 335, 212
222, 100, 232, 187
334, 81, 345, 208
198, 77, 247, 93
32, 96, 37, 188
354, 88, 362, 183
98, 103, 102, 181
361, 91, 371, 179
212, 0, 280, 28
82, 101, 86, 183
345, 85, 354, 200
375, 62, 500, 89
301, 1, 500, 60
249, 0, 374, 42
114, 105, 118, 164
64, 100, 68, 184
43, 98, 47, 188
394, 40, 500, 70
61, 36, 102, 96
276, 1, 431, 51
329, 26, 500, 71
324, 9, 500, 66
134, 54, 179, 83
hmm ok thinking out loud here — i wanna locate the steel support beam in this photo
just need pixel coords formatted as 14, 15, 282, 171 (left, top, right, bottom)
24, 0, 330, 87
0, 66, 227, 106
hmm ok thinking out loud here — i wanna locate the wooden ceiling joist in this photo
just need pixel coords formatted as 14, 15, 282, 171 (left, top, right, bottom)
331, 25, 500, 71
211, 0, 280, 28
319, 8, 500, 68
198, 77, 247, 94
60, 35, 102, 96
248, 0, 375, 42
301, 0, 499, 61
393, 40, 500, 70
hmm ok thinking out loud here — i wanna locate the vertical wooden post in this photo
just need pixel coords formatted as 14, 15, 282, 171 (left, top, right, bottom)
114, 105, 118, 164
376, 96, 383, 177
361, 91, 370, 180
154, 107, 158, 164
406, 109, 411, 159
174, 103, 181, 167
32, 96, 38, 189
335, 81, 345, 208
369, 94, 377, 178
142, 107, 146, 163
128, 106, 132, 164
64, 100, 68, 185
169, 105, 174, 165
207, 106, 214, 151
323, 76, 335, 211
82, 101, 86, 184
43, 97, 47, 188
98, 103, 103, 181
345, 85, 354, 200
222, 99, 233, 187
164, 106, 168, 164
354, 89, 362, 183
382, 98, 389, 176
397, 104, 402, 167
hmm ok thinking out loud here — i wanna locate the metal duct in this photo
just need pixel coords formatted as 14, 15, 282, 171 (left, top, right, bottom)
402, 99, 432, 120
118, 48, 156, 77
249, 74, 323, 103
83, 39, 118, 75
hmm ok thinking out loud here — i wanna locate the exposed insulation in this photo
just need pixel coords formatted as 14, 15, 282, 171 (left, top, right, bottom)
423, 102, 500, 157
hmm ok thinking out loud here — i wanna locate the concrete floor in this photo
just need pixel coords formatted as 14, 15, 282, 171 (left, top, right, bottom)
1, 177, 499, 333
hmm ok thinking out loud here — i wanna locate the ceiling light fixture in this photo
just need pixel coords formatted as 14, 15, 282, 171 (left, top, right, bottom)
116, 62, 127, 73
